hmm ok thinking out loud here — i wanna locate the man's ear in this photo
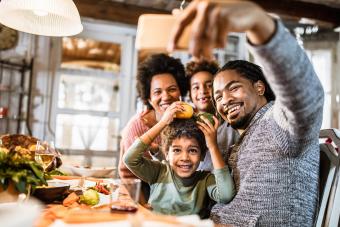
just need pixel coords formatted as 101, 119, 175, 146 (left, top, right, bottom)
255, 81, 265, 96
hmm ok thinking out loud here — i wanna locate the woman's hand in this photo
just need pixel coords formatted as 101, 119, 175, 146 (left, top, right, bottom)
197, 115, 220, 150
159, 101, 185, 125
168, 0, 275, 60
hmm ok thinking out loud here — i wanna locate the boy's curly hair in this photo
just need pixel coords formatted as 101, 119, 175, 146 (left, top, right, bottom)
136, 53, 188, 109
161, 119, 207, 158
185, 60, 219, 79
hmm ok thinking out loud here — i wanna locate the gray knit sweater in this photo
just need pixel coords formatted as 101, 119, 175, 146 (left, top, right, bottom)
210, 21, 324, 227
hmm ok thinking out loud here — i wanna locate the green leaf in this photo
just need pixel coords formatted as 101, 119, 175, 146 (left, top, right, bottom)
15, 180, 26, 193
29, 162, 46, 185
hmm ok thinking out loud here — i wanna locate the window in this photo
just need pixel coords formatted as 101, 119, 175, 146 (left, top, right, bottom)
52, 21, 137, 169
306, 49, 332, 129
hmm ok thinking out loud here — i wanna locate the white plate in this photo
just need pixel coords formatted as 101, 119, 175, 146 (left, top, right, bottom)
47, 179, 96, 189
69, 166, 116, 178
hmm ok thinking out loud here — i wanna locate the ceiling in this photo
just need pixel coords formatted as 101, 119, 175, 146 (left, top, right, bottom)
64, 0, 340, 69
73, 0, 340, 28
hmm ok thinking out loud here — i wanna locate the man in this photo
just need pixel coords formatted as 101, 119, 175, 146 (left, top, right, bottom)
168, 1, 324, 226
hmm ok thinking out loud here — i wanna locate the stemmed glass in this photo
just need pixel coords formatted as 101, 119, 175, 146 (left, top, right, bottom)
34, 141, 54, 172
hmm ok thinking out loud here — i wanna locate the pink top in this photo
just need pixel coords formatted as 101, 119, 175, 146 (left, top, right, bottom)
118, 110, 162, 178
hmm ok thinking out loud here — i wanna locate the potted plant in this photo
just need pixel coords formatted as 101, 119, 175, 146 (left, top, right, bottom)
0, 145, 46, 202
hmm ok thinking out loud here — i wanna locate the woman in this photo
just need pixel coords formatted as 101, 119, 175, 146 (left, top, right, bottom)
185, 60, 239, 171
118, 54, 188, 201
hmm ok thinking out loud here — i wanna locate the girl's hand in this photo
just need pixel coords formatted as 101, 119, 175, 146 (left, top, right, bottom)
159, 101, 185, 125
197, 115, 220, 150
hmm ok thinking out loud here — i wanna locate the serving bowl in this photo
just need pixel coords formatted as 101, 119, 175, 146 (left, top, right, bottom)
33, 181, 70, 203
69, 166, 116, 178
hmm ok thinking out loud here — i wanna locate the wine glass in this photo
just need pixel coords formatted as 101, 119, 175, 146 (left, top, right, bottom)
34, 141, 54, 172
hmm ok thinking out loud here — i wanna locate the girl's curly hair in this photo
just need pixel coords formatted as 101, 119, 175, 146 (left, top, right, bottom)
185, 60, 219, 79
161, 119, 207, 158
136, 53, 188, 109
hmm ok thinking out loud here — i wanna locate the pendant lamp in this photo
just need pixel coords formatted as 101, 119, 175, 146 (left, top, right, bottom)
135, 14, 190, 52
0, 0, 83, 37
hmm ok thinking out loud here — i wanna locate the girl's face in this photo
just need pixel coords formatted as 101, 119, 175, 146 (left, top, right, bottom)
148, 73, 181, 115
190, 71, 214, 113
167, 136, 202, 178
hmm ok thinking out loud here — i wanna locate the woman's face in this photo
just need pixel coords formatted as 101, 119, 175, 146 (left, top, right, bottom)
149, 73, 181, 115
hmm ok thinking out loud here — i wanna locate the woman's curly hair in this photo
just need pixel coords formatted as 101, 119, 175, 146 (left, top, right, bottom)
185, 60, 219, 79
136, 53, 188, 109
161, 119, 207, 158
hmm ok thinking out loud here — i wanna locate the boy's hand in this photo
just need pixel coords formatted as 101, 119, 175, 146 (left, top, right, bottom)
197, 115, 219, 150
159, 101, 185, 125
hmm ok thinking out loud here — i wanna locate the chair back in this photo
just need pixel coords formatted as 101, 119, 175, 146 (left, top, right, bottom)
315, 128, 340, 227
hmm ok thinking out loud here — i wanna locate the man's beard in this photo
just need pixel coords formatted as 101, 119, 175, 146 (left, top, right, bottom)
229, 111, 254, 130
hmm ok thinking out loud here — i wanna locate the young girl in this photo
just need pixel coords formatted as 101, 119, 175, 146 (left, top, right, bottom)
123, 102, 235, 217
185, 60, 239, 171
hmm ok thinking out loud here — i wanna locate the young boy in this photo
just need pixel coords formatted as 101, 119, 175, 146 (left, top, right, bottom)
185, 61, 239, 171
123, 102, 235, 218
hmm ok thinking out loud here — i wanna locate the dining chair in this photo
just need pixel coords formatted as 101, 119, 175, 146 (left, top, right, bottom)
315, 128, 340, 227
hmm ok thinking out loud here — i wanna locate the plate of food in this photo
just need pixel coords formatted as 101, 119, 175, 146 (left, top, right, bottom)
68, 166, 116, 178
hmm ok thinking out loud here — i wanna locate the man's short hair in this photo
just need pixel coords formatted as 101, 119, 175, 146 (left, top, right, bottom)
218, 60, 275, 102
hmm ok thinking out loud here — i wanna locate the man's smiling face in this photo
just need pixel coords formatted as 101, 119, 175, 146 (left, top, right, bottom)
213, 69, 267, 129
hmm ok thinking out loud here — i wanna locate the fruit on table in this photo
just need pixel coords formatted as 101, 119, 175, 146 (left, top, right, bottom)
79, 189, 99, 206
195, 112, 215, 126
175, 102, 194, 119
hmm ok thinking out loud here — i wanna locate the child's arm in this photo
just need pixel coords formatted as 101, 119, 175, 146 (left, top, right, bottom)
197, 116, 226, 169
139, 101, 184, 146
123, 138, 162, 183
207, 167, 235, 203
197, 116, 236, 203
123, 101, 185, 183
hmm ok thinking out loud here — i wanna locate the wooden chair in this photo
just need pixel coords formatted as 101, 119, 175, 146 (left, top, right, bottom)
315, 128, 340, 227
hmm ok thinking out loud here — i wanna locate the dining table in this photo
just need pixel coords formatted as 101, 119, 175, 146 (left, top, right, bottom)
33, 175, 234, 227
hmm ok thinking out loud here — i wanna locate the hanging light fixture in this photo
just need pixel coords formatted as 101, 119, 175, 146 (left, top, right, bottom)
135, 14, 190, 51
135, 0, 190, 52
0, 0, 83, 37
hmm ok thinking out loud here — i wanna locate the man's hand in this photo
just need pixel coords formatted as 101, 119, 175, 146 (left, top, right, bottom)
168, 0, 275, 60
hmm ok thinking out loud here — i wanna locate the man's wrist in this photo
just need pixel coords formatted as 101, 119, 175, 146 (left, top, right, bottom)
247, 13, 276, 45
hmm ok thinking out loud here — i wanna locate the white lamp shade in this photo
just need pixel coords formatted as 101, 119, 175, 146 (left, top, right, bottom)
0, 0, 83, 37
135, 14, 191, 51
